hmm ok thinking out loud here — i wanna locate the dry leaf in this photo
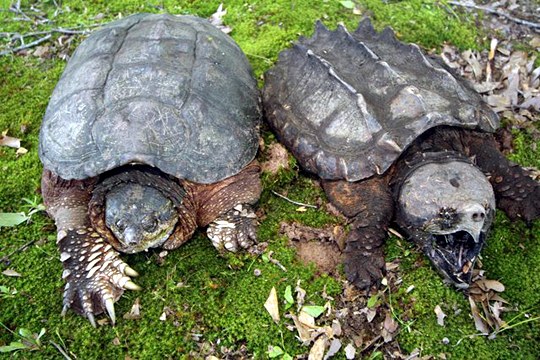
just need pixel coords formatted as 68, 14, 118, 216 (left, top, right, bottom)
264, 286, 280, 323
325, 338, 341, 359
0, 131, 21, 149
308, 336, 327, 360
434, 305, 446, 326
331, 320, 342, 337
261, 142, 290, 175
468, 296, 489, 334
296, 281, 306, 308
502, 67, 520, 106
290, 313, 313, 342
123, 298, 141, 320
2, 269, 21, 277
298, 309, 316, 328
482, 279, 505, 292
344, 343, 356, 359
208, 3, 232, 34
383, 312, 398, 333
16, 147, 28, 156
366, 308, 377, 323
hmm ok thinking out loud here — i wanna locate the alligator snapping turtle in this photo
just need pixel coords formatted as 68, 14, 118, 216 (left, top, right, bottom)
39, 13, 262, 325
263, 19, 540, 289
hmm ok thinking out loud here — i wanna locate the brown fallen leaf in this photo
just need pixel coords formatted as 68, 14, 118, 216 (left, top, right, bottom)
0, 131, 21, 149
123, 297, 142, 320
469, 296, 489, 334
290, 313, 313, 343
434, 305, 446, 326
261, 142, 290, 175
264, 286, 280, 323
308, 336, 327, 360
2, 269, 21, 277
208, 3, 232, 34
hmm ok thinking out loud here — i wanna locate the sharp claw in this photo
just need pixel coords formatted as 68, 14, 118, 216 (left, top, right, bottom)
105, 298, 116, 325
124, 266, 139, 277
87, 312, 97, 328
61, 305, 68, 317
123, 281, 142, 291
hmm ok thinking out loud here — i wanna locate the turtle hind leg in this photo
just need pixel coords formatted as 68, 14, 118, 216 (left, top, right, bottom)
323, 176, 394, 289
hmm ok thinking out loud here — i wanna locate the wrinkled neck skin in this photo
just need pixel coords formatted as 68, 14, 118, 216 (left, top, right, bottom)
393, 152, 496, 288
95, 168, 183, 254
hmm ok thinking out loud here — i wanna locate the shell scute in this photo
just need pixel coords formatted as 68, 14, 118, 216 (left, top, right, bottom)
263, 20, 498, 181
40, 14, 260, 183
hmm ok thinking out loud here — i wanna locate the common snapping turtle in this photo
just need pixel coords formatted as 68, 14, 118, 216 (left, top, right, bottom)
39, 13, 261, 325
263, 19, 540, 289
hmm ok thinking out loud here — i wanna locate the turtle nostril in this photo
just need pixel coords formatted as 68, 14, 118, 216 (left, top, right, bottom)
471, 211, 485, 222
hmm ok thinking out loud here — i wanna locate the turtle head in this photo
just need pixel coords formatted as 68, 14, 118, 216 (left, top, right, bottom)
395, 153, 496, 288
105, 183, 178, 253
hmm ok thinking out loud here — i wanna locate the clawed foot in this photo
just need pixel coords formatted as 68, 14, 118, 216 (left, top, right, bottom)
343, 228, 386, 290
58, 229, 141, 327
207, 203, 258, 253
344, 249, 386, 290
500, 186, 540, 223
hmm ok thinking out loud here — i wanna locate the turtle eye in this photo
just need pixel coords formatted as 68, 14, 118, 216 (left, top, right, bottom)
142, 217, 158, 232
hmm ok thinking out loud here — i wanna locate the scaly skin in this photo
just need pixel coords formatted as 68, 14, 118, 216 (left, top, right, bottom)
321, 128, 540, 290
207, 203, 258, 253
42, 170, 140, 327
57, 228, 140, 326
42, 161, 262, 326
322, 177, 394, 289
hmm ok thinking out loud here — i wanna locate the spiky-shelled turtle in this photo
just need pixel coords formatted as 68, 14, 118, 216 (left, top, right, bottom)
39, 13, 262, 326
263, 19, 540, 289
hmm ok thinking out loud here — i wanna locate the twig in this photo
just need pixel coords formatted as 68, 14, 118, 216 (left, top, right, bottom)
266, 251, 287, 272
271, 190, 318, 209
0, 34, 51, 56
448, 1, 540, 30
0, 238, 38, 264
9, 0, 32, 22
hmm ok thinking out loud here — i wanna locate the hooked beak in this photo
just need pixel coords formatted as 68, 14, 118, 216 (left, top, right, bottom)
424, 230, 485, 289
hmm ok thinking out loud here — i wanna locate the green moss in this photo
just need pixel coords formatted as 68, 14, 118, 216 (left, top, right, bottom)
1, 0, 539, 359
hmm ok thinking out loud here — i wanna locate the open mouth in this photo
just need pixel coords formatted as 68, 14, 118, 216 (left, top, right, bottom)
427, 231, 485, 289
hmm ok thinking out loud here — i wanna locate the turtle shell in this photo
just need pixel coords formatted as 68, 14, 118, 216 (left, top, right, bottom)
39, 13, 260, 184
262, 19, 499, 182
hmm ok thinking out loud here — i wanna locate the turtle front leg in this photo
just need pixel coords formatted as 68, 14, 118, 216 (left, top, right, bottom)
189, 161, 262, 253
323, 177, 394, 289
207, 203, 258, 252
42, 170, 140, 326
57, 228, 140, 326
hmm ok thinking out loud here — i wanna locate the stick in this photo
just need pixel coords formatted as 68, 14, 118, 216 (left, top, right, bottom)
448, 1, 540, 30
0, 238, 38, 264
0, 34, 51, 56
271, 190, 318, 209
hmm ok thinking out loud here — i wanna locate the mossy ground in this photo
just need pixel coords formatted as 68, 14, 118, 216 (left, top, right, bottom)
1, 0, 539, 359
